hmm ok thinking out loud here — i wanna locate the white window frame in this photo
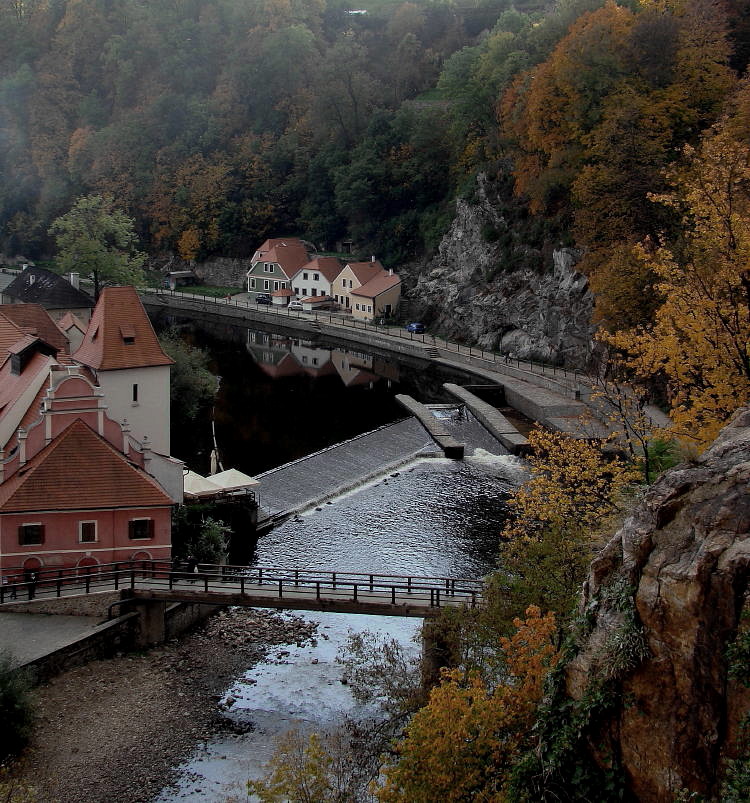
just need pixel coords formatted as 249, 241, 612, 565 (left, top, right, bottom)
79, 520, 98, 543
128, 518, 154, 540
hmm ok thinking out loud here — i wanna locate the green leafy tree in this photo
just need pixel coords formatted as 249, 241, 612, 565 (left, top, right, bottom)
48, 194, 145, 300
158, 328, 217, 424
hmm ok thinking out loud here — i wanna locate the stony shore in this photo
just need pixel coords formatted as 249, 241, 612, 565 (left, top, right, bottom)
11, 607, 317, 803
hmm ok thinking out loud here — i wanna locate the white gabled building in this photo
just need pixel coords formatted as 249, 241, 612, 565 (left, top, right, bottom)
72, 286, 174, 456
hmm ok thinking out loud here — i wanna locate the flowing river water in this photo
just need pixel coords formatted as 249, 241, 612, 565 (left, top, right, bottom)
153, 318, 525, 801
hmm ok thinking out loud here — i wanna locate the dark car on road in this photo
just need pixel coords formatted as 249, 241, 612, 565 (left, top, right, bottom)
255, 293, 272, 304
405, 322, 426, 333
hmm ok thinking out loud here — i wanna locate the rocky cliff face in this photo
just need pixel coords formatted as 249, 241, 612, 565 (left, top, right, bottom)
566, 408, 750, 800
405, 174, 595, 366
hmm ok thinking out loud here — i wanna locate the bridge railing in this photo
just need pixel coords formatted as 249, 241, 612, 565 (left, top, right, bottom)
1, 559, 484, 610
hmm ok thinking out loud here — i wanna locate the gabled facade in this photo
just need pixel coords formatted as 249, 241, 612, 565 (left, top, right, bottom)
351, 271, 401, 322
333, 260, 401, 320
246, 238, 309, 298
73, 286, 173, 456
290, 257, 342, 300
0, 420, 173, 580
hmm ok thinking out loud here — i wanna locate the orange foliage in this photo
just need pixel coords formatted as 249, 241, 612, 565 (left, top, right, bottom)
377, 607, 559, 803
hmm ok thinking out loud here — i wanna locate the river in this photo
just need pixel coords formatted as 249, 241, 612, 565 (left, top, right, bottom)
153, 318, 524, 801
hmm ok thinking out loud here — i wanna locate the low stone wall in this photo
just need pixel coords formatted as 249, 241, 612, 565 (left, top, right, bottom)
148, 256, 249, 288
1, 590, 122, 618
23, 613, 139, 685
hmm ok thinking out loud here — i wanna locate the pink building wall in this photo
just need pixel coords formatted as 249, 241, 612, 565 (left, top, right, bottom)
0, 506, 171, 579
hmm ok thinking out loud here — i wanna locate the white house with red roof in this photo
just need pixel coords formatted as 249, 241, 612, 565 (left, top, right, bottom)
290, 256, 342, 303
73, 286, 173, 456
245, 237, 309, 298
0, 292, 183, 582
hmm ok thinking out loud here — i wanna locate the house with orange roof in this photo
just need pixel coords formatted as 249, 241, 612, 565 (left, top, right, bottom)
332, 259, 401, 321
73, 286, 174, 456
290, 256, 343, 301
245, 237, 310, 299
0, 314, 183, 581
0, 419, 173, 581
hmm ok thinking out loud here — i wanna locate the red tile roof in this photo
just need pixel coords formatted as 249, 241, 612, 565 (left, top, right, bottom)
57, 311, 87, 335
73, 286, 173, 371
272, 288, 295, 297
0, 419, 173, 512
351, 273, 401, 299
345, 261, 385, 286
293, 257, 343, 283
0, 312, 26, 359
0, 304, 68, 354
253, 238, 310, 279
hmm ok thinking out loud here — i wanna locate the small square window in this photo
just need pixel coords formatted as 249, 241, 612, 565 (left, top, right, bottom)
303, 272, 308, 280
79, 521, 97, 543
19, 524, 44, 545
128, 519, 154, 540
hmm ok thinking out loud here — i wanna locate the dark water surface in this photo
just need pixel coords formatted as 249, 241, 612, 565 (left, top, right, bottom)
159, 317, 471, 476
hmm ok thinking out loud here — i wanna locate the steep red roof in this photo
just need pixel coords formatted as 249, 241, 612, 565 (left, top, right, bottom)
346, 261, 385, 286
0, 304, 68, 354
253, 238, 310, 279
351, 273, 401, 299
57, 311, 87, 335
0, 419, 173, 512
0, 312, 25, 358
72, 286, 172, 371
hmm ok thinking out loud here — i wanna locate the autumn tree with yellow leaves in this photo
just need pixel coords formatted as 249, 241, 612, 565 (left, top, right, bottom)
606, 125, 750, 448
375, 607, 559, 803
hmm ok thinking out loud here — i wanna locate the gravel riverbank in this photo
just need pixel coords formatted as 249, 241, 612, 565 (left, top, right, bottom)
11, 608, 317, 803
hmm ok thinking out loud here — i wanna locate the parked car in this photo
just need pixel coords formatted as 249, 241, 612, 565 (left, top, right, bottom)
288, 300, 304, 310
255, 293, 272, 304
405, 322, 426, 333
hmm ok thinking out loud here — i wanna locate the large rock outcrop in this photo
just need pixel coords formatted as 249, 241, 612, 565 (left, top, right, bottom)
405, 174, 595, 366
567, 408, 750, 800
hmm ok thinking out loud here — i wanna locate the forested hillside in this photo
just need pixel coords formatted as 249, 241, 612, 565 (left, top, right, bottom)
1, 0, 749, 332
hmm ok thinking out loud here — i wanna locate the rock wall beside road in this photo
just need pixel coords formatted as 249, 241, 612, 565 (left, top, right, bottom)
405, 174, 595, 367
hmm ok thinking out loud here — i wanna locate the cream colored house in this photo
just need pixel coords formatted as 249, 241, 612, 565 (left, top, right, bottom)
351, 271, 401, 321
333, 259, 401, 320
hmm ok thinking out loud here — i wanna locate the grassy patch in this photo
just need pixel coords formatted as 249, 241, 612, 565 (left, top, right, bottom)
173, 285, 243, 298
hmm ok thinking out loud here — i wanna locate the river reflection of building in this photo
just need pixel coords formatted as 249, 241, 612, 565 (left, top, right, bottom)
245, 329, 398, 388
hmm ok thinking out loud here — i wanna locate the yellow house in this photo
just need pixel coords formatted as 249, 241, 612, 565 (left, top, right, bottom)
333, 260, 401, 321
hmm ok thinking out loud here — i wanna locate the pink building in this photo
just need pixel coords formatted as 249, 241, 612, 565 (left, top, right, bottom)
0, 295, 180, 581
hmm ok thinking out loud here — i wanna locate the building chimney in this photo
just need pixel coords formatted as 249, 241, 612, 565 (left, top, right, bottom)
69, 272, 80, 290
371, 255, 375, 262
389, 269, 393, 276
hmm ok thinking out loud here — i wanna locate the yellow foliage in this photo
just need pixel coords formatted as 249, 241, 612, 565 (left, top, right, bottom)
503, 427, 638, 542
376, 607, 559, 803
177, 228, 201, 261
605, 128, 750, 448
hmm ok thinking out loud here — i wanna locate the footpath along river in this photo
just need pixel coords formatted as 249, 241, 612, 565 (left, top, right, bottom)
156, 410, 524, 801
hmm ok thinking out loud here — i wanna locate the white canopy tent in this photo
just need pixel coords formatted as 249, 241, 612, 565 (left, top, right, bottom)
183, 468, 260, 500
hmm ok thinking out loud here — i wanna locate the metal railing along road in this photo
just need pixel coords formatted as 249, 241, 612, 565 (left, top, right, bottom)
145, 287, 584, 386
0, 559, 484, 612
